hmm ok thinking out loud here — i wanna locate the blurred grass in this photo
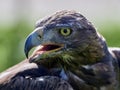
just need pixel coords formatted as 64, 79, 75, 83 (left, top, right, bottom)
97, 22, 120, 47
0, 20, 120, 72
0, 20, 33, 72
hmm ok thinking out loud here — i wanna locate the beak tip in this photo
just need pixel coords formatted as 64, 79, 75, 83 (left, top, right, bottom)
24, 37, 31, 59
24, 48, 29, 58
26, 54, 28, 59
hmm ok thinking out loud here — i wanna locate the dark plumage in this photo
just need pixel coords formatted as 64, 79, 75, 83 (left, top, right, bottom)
0, 10, 120, 90
0, 60, 73, 90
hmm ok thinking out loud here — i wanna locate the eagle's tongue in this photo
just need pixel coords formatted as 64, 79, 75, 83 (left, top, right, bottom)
31, 46, 44, 57
35, 51, 45, 55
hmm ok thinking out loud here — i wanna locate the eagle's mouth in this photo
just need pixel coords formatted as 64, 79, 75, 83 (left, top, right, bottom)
30, 44, 63, 59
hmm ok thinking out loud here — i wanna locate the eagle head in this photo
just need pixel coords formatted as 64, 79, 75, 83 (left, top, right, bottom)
24, 10, 106, 69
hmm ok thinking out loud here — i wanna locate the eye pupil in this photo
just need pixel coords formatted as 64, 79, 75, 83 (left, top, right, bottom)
63, 29, 67, 33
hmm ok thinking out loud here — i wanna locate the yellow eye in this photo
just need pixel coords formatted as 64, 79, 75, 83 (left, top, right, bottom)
59, 28, 72, 36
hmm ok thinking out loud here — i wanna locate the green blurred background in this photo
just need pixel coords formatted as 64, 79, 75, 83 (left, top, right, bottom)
0, 0, 120, 72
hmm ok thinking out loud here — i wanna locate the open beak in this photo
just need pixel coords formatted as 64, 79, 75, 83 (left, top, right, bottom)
24, 28, 63, 60
30, 44, 63, 60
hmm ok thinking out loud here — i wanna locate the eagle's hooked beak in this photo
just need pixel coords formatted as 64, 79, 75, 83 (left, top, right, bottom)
24, 27, 64, 62
24, 28, 42, 58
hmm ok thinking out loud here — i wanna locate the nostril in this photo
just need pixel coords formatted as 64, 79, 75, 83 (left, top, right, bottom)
38, 35, 42, 39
